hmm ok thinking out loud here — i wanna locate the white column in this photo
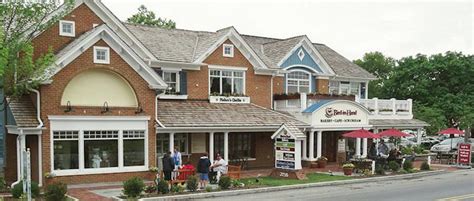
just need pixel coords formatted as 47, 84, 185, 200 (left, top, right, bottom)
374, 128, 379, 155
417, 128, 422, 145
316, 131, 322, 159
362, 138, 368, 158
209, 132, 214, 163
302, 139, 307, 160
38, 135, 43, 187
309, 131, 315, 160
169, 133, 175, 153
355, 138, 361, 157
224, 132, 229, 161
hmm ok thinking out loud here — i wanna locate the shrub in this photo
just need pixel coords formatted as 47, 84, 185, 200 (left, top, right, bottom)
375, 164, 385, 175
45, 182, 68, 201
231, 179, 242, 188
413, 146, 424, 154
157, 180, 169, 194
12, 181, 40, 198
205, 186, 212, 192
186, 175, 199, 192
123, 177, 145, 198
144, 184, 157, 194
388, 161, 400, 172
218, 176, 232, 190
420, 161, 430, 170
0, 177, 5, 190
401, 146, 413, 155
403, 160, 413, 171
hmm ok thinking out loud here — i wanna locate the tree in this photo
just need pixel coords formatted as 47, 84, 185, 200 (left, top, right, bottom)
354, 52, 396, 98
383, 52, 474, 132
127, 5, 176, 29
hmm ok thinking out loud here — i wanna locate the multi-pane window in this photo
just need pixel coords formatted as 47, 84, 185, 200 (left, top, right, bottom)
350, 82, 360, 95
93, 46, 110, 64
84, 130, 119, 169
59, 20, 75, 37
156, 133, 189, 157
329, 81, 339, 95
163, 71, 179, 94
215, 133, 255, 159
340, 81, 350, 94
329, 81, 361, 96
287, 71, 310, 94
210, 70, 245, 95
53, 131, 79, 170
223, 44, 234, 57
123, 130, 145, 166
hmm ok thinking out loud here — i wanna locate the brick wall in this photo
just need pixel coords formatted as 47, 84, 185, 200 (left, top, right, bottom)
32, 4, 103, 60
37, 40, 156, 185
187, 40, 273, 108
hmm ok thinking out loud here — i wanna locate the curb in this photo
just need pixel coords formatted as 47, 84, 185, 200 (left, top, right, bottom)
113, 170, 446, 201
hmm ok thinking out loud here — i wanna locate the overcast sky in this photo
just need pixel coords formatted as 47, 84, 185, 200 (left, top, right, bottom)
102, 0, 473, 60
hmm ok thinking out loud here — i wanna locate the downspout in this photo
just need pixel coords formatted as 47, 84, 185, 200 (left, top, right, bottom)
31, 89, 43, 128
12, 133, 22, 188
271, 73, 275, 110
155, 91, 166, 128
31, 89, 43, 186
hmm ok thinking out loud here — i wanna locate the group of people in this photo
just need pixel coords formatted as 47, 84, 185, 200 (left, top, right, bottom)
368, 140, 409, 165
161, 148, 228, 189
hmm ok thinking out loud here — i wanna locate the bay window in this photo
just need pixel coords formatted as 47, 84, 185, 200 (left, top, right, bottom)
210, 70, 245, 95
287, 71, 310, 94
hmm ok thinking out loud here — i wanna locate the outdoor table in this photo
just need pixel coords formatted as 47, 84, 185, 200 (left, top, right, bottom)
349, 158, 373, 173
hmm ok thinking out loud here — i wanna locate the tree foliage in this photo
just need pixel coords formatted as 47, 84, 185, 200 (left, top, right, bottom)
127, 5, 176, 29
0, 0, 74, 97
354, 51, 396, 98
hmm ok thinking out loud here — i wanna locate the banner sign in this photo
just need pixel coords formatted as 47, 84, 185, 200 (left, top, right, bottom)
457, 143, 471, 166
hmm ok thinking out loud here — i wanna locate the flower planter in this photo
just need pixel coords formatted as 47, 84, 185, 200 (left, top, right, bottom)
317, 160, 327, 168
343, 168, 353, 176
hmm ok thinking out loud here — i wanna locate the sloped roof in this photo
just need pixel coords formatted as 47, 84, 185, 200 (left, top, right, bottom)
314, 44, 376, 79
7, 97, 39, 128
157, 100, 309, 128
262, 35, 306, 65
369, 119, 429, 128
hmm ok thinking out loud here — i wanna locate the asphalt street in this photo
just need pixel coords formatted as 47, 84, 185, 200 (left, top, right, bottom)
195, 170, 474, 201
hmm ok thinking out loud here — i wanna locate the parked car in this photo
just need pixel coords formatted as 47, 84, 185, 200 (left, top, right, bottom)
430, 138, 471, 153
400, 138, 417, 147
421, 137, 440, 148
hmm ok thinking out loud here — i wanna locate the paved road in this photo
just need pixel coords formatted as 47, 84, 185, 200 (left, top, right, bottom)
196, 170, 474, 201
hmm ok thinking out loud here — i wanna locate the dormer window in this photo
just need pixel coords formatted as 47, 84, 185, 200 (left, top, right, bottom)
223, 44, 234, 57
93, 46, 110, 64
59, 20, 75, 37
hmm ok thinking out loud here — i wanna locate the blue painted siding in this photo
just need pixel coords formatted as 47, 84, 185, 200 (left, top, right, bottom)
280, 47, 323, 73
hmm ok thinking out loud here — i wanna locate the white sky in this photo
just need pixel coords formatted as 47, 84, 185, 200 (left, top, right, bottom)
102, 0, 473, 60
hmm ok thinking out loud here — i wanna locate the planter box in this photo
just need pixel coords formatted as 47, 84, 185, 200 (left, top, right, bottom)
379, 111, 394, 115
209, 96, 250, 104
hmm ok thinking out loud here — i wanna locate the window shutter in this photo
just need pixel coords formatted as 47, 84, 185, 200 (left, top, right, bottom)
179, 71, 187, 95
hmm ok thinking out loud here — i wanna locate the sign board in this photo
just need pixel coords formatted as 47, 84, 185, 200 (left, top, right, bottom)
273, 130, 302, 170
311, 101, 370, 127
22, 148, 32, 201
209, 96, 250, 104
457, 143, 471, 166
337, 139, 346, 153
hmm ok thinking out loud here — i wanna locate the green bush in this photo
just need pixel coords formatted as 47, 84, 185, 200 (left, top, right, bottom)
12, 181, 40, 198
144, 184, 156, 193
45, 182, 68, 201
0, 177, 5, 190
123, 177, 145, 198
231, 179, 242, 188
388, 161, 400, 172
186, 175, 199, 192
413, 146, 424, 154
205, 186, 212, 192
157, 180, 169, 194
420, 161, 430, 170
375, 164, 385, 175
401, 146, 413, 155
403, 160, 413, 171
218, 176, 232, 190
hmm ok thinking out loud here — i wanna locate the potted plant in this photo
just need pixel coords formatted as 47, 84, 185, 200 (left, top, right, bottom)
317, 156, 328, 168
342, 163, 355, 176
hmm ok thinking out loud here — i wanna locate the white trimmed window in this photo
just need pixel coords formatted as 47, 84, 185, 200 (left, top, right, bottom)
156, 133, 189, 156
329, 81, 360, 96
93, 46, 110, 64
163, 71, 180, 94
209, 69, 245, 95
286, 71, 310, 94
329, 81, 339, 95
59, 20, 75, 37
223, 44, 234, 57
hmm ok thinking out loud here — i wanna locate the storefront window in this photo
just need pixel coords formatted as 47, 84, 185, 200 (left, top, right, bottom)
123, 130, 145, 166
329, 81, 339, 95
209, 69, 245, 95
287, 71, 310, 94
84, 140, 118, 168
53, 131, 79, 170
230, 133, 255, 159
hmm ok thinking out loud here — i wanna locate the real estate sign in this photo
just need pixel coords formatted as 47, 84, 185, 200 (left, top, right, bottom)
457, 143, 471, 166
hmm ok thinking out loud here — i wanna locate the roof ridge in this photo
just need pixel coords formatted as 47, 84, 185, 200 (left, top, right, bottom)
262, 35, 306, 45
123, 22, 216, 34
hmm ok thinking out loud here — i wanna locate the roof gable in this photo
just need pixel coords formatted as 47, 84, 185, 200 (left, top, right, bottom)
271, 123, 306, 140
45, 25, 167, 89
281, 46, 324, 73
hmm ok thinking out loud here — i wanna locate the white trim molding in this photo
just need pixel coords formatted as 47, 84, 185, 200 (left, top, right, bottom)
223, 44, 235, 57
93, 46, 110, 64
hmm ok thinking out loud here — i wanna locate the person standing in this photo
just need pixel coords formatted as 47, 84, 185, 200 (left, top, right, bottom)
197, 152, 211, 189
172, 147, 182, 180
162, 152, 174, 184
210, 154, 227, 183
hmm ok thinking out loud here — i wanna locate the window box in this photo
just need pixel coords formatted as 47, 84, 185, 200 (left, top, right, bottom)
209, 95, 250, 104
379, 109, 394, 115
273, 93, 355, 101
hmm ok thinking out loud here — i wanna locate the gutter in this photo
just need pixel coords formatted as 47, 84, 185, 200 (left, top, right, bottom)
155, 91, 166, 128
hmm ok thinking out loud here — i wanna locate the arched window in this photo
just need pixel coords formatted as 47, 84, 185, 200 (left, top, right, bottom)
61, 69, 138, 107
287, 70, 311, 94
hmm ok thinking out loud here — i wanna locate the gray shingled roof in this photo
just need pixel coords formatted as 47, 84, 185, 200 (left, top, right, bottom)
157, 100, 309, 128
369, 119, 429, 128
123, 23, 375, 79
7, 97, 39, 128
314, 44, 376, 79
283, 123, 306, 139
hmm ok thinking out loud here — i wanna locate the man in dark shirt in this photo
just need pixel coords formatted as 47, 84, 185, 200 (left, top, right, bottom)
162, 152, 174, 183
197, 152, 211, 189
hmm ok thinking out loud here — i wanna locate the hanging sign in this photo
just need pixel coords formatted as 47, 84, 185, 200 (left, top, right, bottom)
457, 143, 471, 166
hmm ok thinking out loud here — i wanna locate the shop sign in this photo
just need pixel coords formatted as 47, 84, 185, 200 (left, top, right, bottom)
276, 160, 295, 169
457, 143, 471, 166
209, 96, 250, 104
337, 139, 346, 153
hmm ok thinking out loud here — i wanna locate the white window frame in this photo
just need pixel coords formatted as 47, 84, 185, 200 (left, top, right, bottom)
286, 70, 311, 94
59, 20, 75, 37
208, 68, 246, 95
162, 70, 180, 93
93, 46, 110, 64
223, 44, 234, 58
49, 117, 149, 176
